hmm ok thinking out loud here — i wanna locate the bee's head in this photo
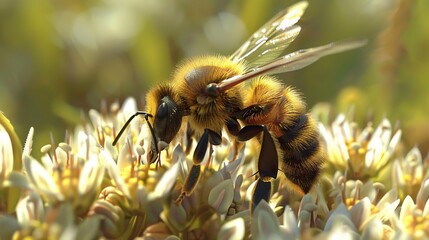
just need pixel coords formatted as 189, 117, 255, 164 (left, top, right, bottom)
146, 85, 185, 163
113, 84, 184, 164
152, 96, 182, 143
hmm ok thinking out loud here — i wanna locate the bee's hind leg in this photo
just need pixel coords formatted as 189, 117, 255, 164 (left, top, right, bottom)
238, 125, 279, 212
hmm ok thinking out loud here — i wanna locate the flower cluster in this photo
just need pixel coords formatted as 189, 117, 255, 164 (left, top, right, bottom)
319, 113, 402, 183
0, 100, 428, 239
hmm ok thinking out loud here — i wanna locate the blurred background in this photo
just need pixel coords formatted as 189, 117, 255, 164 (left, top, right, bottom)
0, 0, 428, 157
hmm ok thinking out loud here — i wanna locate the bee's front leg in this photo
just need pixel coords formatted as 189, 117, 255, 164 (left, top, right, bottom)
175, 128, 221, 204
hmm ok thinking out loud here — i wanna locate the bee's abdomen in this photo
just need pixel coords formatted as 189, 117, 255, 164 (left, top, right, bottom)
277, 113, 324, 193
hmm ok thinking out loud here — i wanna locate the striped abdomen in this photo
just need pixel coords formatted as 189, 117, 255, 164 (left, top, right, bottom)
239, 77, 325, 194
277, 113, 324, 194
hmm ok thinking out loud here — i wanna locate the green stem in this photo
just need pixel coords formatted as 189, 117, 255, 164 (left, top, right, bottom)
0, 112, 23, 213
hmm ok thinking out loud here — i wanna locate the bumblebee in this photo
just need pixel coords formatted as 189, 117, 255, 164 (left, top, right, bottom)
113, 1, 366, 209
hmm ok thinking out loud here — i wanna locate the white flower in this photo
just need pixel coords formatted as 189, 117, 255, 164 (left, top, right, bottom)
319, 114, 401, 181
391, 189, 429, 239
16, 191, 44, 226
252, 200, 284, 239
23, 132, 105, 213
280, 206, 300, 238
218, 217, 245, 240
392, 147, 427, 199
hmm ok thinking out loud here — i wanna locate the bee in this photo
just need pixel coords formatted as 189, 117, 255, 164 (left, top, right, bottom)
113, 1, 366, 209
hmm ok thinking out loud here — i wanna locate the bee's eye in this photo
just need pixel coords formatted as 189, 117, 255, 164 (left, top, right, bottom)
156, 101, 168, 118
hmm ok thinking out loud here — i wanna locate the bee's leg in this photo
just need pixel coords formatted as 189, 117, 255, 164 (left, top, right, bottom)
238, 125, 278, 211
226, 118, 243, 159
192, 128, 221, 164
175, 128, 221, 204
232, 105, 264, 121
175, 164, 201, 204
184, 122, 195, 155
252, 179, 271, 211
193, 128, 222, 176
225, 118, 241, 136
238, 125, 278, 179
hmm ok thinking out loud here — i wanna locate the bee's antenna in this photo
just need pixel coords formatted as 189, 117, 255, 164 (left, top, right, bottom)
113, 112, 157, 155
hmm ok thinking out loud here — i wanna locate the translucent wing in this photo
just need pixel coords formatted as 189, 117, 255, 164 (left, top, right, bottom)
217, 39, 367, 92
230, 1, 308, 68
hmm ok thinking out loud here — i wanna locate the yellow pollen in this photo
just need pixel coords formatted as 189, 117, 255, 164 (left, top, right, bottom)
344, 198, 380, 214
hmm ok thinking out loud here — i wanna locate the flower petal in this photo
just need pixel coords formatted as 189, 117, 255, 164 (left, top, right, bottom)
224, 152, 244, 180
16, 191, 44, 225
417, 178, 429, 210
400, 196, 415, 223
22, 127, 34, 157
361, 181, 377, 202
245, 180, 258, 201
78, 155, 105, 196
164, 203, 187, 232
376, 189, 398, 209
380, 130, 401, 165
350, 197, 370, 229
361, 218, 384, 240
365, 137, 381, 169
392, 160, 403, 189
208, 179, 234, 214
24, 154, 64, 202
324, 203, 356, 232
252, 200, 280, 239
153, 161, 180, 198
282, 206, 299, 237
376, 198, 400, 222
233, 174, 243, 203
102, 149, 131, 199
325, 220, 359, 239
218, 217, 245, 240
202, 171, 224, 202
